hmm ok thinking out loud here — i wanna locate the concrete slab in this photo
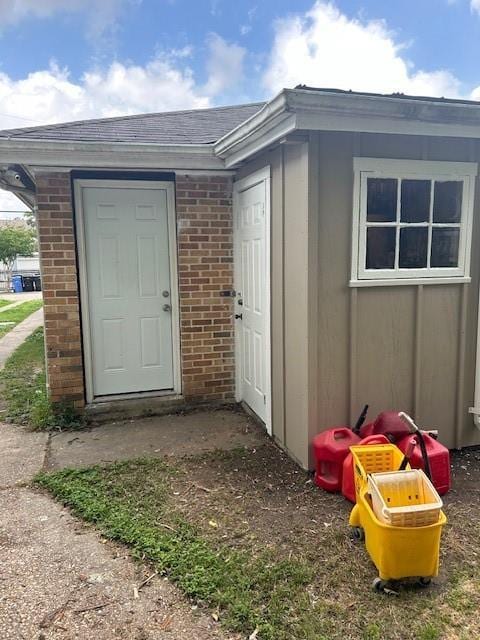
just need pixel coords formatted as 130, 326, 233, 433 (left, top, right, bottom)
48, 409, 267, 470
0, 487, 234, 640
0, 423, 48, 487
0, 307, 44, 370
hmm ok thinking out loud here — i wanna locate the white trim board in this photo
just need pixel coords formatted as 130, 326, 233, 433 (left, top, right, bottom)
350, 157, 478, 286
233, 166, 272, 435
73, 178, 181, 404
216, 88, 480, 167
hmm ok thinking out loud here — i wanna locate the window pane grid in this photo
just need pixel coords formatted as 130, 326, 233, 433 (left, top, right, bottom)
363, 173, 467, 276
354, 159, 475, 284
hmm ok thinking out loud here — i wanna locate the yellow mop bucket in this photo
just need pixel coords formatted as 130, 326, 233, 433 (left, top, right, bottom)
349, 444, 447, 591
350, 443, 407, 501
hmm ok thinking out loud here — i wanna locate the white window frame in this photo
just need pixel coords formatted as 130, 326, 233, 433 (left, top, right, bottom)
351, 158, 477, 287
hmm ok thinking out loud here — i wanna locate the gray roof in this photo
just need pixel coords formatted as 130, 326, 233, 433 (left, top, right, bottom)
0, 102, 266, 145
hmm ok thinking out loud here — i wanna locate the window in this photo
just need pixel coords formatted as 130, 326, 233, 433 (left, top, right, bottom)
352, 158, 477, 285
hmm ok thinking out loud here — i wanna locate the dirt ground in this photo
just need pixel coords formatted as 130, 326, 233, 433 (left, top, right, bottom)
162, 442, 480, 639
2, 410, 480, 639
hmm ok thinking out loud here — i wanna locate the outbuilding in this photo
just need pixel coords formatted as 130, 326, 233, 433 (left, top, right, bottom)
1, 86, 480, 468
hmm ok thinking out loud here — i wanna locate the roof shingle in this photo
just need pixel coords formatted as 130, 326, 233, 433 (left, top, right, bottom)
0, 102, 266, 145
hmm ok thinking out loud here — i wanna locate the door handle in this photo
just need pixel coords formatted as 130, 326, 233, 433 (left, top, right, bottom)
163, 303, 171, 312
235, 313, 243, 320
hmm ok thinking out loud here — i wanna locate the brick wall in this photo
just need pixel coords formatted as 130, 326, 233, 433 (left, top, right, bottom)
35, 172, 235, 409
36, 173, 85, 407
176, 175, 235, 402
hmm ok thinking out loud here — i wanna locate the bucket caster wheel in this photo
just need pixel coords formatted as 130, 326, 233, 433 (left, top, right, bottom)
372, 577, 386, 592
352, 527, 365, 542
372, 578, 399, 596
418, 577, 432, 587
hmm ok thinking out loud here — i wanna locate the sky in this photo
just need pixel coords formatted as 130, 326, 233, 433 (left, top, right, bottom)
1, 0, 480, 214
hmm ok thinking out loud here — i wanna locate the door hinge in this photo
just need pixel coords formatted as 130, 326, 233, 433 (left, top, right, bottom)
264, 395, 266, 405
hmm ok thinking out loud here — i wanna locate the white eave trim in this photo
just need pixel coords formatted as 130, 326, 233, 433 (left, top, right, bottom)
215, 88, 480, 167
0, 138, 224, 170
4, 89, 480, 171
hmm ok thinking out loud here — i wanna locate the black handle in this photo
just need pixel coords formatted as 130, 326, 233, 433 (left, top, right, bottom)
235, 313, 243, 320
352, 404, 369, 434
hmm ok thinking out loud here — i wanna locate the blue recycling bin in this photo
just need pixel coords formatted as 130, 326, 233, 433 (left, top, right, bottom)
12, 275, 23, 293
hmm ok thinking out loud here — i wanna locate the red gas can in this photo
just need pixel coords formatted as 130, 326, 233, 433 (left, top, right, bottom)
313, 428, 361, 492
341, 434, 390, 503
396, 433, 451, 496
359, 411, 411, 440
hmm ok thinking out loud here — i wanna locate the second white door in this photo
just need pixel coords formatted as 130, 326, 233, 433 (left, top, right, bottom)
234, 169, 270, 430
81, 182, 176, 397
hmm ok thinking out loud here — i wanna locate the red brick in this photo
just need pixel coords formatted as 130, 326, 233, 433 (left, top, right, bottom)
38, 172, 234, 408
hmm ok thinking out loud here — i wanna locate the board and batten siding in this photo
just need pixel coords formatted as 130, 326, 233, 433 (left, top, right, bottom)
236, 139, 320, 468
314, 130, 480, 458
236, 131, 480, 469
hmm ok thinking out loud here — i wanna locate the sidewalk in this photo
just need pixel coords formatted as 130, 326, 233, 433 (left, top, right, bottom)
0, 307, 44, 370
0, 410, 256, 640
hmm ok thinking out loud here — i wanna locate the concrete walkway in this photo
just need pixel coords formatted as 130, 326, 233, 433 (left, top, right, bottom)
48, 409, 265, 470
0, 410, 265, 639
0, 307, 44, 370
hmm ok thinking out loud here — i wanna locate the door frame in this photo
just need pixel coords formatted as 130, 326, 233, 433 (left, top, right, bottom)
233, 166, 272, 434
73, 178, 181, 404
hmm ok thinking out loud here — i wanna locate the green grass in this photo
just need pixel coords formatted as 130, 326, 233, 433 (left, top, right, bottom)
0, 299, 43, 338
36, 459, 333, 640
0, 326, 83, 430
0, 298, 11, 309
35, 447, 480, 640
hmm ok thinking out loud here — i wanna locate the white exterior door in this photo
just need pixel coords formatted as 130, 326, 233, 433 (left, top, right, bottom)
79, 182, 178, 398
234, 168, 271, 432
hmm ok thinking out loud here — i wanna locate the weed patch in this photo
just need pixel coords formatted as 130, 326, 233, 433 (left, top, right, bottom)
0, 327, 84, 430
36, 460, 320, 640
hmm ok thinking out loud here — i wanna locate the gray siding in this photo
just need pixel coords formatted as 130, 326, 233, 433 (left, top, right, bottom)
314, 131, 480, 454
236, 130, 480, 469
236, 141, 318, 467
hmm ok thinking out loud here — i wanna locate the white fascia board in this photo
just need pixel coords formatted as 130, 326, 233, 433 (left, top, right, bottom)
223, 113, 297, 168
214, 90, 289, 158
289, 89, 480, 138
0, 139, 224, 170
217, 88, 480, 166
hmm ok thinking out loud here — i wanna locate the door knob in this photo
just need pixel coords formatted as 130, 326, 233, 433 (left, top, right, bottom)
163, 303, 171, 312
235, 313, 243, 320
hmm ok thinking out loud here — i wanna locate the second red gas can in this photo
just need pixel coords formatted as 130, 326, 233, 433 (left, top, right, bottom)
313, 427, 361, 492
396, 433, 451, 495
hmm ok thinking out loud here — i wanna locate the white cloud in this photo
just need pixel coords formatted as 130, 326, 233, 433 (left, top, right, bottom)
0, 55, 214, 131
263, 1, 461, 98
0, 31, 248, 131
203, 34, 246, 95
472, 0, 480, 13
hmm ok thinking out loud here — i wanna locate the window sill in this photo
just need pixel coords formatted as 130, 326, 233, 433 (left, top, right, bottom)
349, 276, 471, 288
